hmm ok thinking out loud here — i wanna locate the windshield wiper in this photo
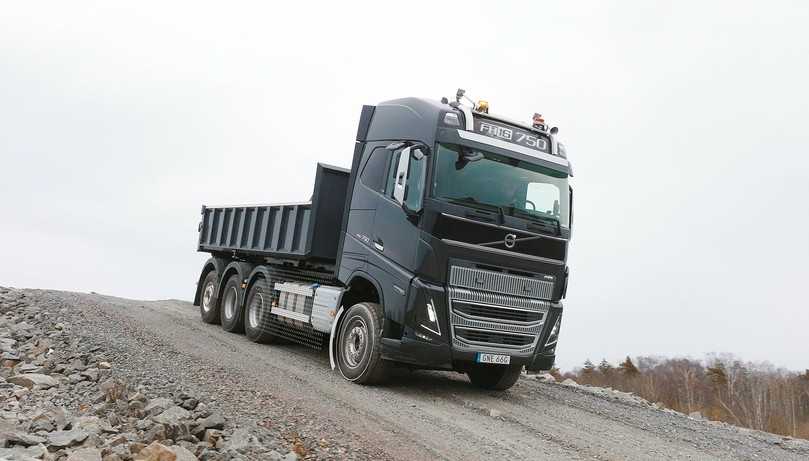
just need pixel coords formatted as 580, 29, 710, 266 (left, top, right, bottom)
444, 196, 499, 212
508, 207, 562, 235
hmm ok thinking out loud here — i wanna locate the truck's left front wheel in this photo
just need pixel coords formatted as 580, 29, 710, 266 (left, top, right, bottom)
335, 302, 389, 385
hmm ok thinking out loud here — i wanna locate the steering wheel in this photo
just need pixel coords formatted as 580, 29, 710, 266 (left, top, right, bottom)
524, 199, 536, 211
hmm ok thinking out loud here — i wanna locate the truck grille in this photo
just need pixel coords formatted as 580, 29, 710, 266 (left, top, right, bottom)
450, 266, 554, 300
448, 267, 551, 356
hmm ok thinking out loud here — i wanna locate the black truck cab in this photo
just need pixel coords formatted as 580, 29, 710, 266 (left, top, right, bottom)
337, 97, 571, 377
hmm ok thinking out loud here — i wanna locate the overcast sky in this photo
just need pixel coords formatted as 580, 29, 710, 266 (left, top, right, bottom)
2, 2, 807, 372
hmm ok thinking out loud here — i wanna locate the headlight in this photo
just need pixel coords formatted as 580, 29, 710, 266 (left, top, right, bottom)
546, 316, 561, 346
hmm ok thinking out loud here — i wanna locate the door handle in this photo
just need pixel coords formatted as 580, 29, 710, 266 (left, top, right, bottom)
373, 238, 384, 252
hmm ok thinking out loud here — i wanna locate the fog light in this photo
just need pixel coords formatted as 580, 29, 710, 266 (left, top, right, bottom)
420, 299, 441, 336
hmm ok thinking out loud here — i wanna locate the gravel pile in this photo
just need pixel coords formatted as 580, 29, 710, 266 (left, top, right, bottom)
0, 287, 297, 461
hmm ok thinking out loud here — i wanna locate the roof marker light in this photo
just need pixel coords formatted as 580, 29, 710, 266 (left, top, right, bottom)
443, 112, 461, 126
476, 100, 489, 113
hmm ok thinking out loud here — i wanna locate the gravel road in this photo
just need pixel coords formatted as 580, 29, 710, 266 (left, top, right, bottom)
21, 289, 809, 461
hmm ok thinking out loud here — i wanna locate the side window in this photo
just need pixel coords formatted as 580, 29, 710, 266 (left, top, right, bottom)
384, 152, 401, 197
360, 147, 391, 194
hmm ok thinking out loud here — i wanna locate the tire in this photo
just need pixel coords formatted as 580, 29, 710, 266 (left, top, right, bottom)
199, 270, 221, 324
244, 276, 283, 343
467, 364, 523, 390
219, 274, 245, 333
335, 302, 389, 385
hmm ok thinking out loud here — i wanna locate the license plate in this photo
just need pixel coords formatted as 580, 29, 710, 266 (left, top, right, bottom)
476, 353, 511, 365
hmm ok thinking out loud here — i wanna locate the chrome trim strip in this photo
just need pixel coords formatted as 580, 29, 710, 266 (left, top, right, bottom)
451, 313, 542, 335
457, 130, 569, 167
453, 336, 536, 355
449, 287, 553, 311
440, 213, 568, 242
442, 239, 564, 266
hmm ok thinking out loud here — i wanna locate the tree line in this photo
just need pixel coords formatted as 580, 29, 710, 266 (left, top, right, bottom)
556, 355, 809, 439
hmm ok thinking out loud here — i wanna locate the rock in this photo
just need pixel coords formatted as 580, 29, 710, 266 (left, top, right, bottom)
488, 409, 502, 418
0, 446, 42, 461
144, 424, 167, 442
97, 362, 112, 370
561, 378, 579, 387
225, 428, 252, 452
81, 368, 100, 382
66, 447, 103, 461
144, 398, 173, 416
0, 430, 47, 446
1, 351, 21, 361
54, 323, 65, 330
99, 379, 127, 402
109, 435, 129, 447
203, 429, 222, 448
152, 406, 190, 425
284, 452, 299, 461
73, 416, 117, 435
134, 441, 176, 461
136, 419, 154, 431
180, 399, 198, 411
689, 411, 704, 420
7, 373, 58, 390
29, 417, 55, 432
46, 429, 90, 448
535, 373, 556, 383
171, 445, 198, 461
15, 363, 44, 374
30, 406, 68, 432
191, 413, 224, 437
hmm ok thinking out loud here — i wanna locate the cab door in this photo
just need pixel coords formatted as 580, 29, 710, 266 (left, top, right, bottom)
372, 145, 427, 271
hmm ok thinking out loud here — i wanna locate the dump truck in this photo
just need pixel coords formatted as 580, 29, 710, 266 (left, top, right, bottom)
193, 89, 573, 390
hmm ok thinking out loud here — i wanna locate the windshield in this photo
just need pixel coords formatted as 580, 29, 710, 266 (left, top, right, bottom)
431, 143, 570, 228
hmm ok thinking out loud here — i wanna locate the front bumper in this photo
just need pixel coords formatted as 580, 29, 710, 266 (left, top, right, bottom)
381, 276, 562, 372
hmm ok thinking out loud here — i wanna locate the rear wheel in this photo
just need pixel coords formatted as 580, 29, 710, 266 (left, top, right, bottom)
335, 302, 389, 384
199, 271, 220, 324
220, 274, 245, 333
467, 364, 522, 390
244, 277, 282, 343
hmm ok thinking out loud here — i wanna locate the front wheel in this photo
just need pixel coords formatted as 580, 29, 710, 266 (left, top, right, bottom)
335, 302, 389, 384
467, 364, 522, 390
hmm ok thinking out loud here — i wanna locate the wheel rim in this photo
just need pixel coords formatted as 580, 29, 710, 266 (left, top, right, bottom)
202, 282, 215, 313
248, 291, 264, 329
224, 286, 238, 319
342, 318, 368, 369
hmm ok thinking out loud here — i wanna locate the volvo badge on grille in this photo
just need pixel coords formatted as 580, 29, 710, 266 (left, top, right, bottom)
504, 233, 517, 248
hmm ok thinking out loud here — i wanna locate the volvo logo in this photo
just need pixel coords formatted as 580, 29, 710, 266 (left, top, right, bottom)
504, 233, 517, 249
